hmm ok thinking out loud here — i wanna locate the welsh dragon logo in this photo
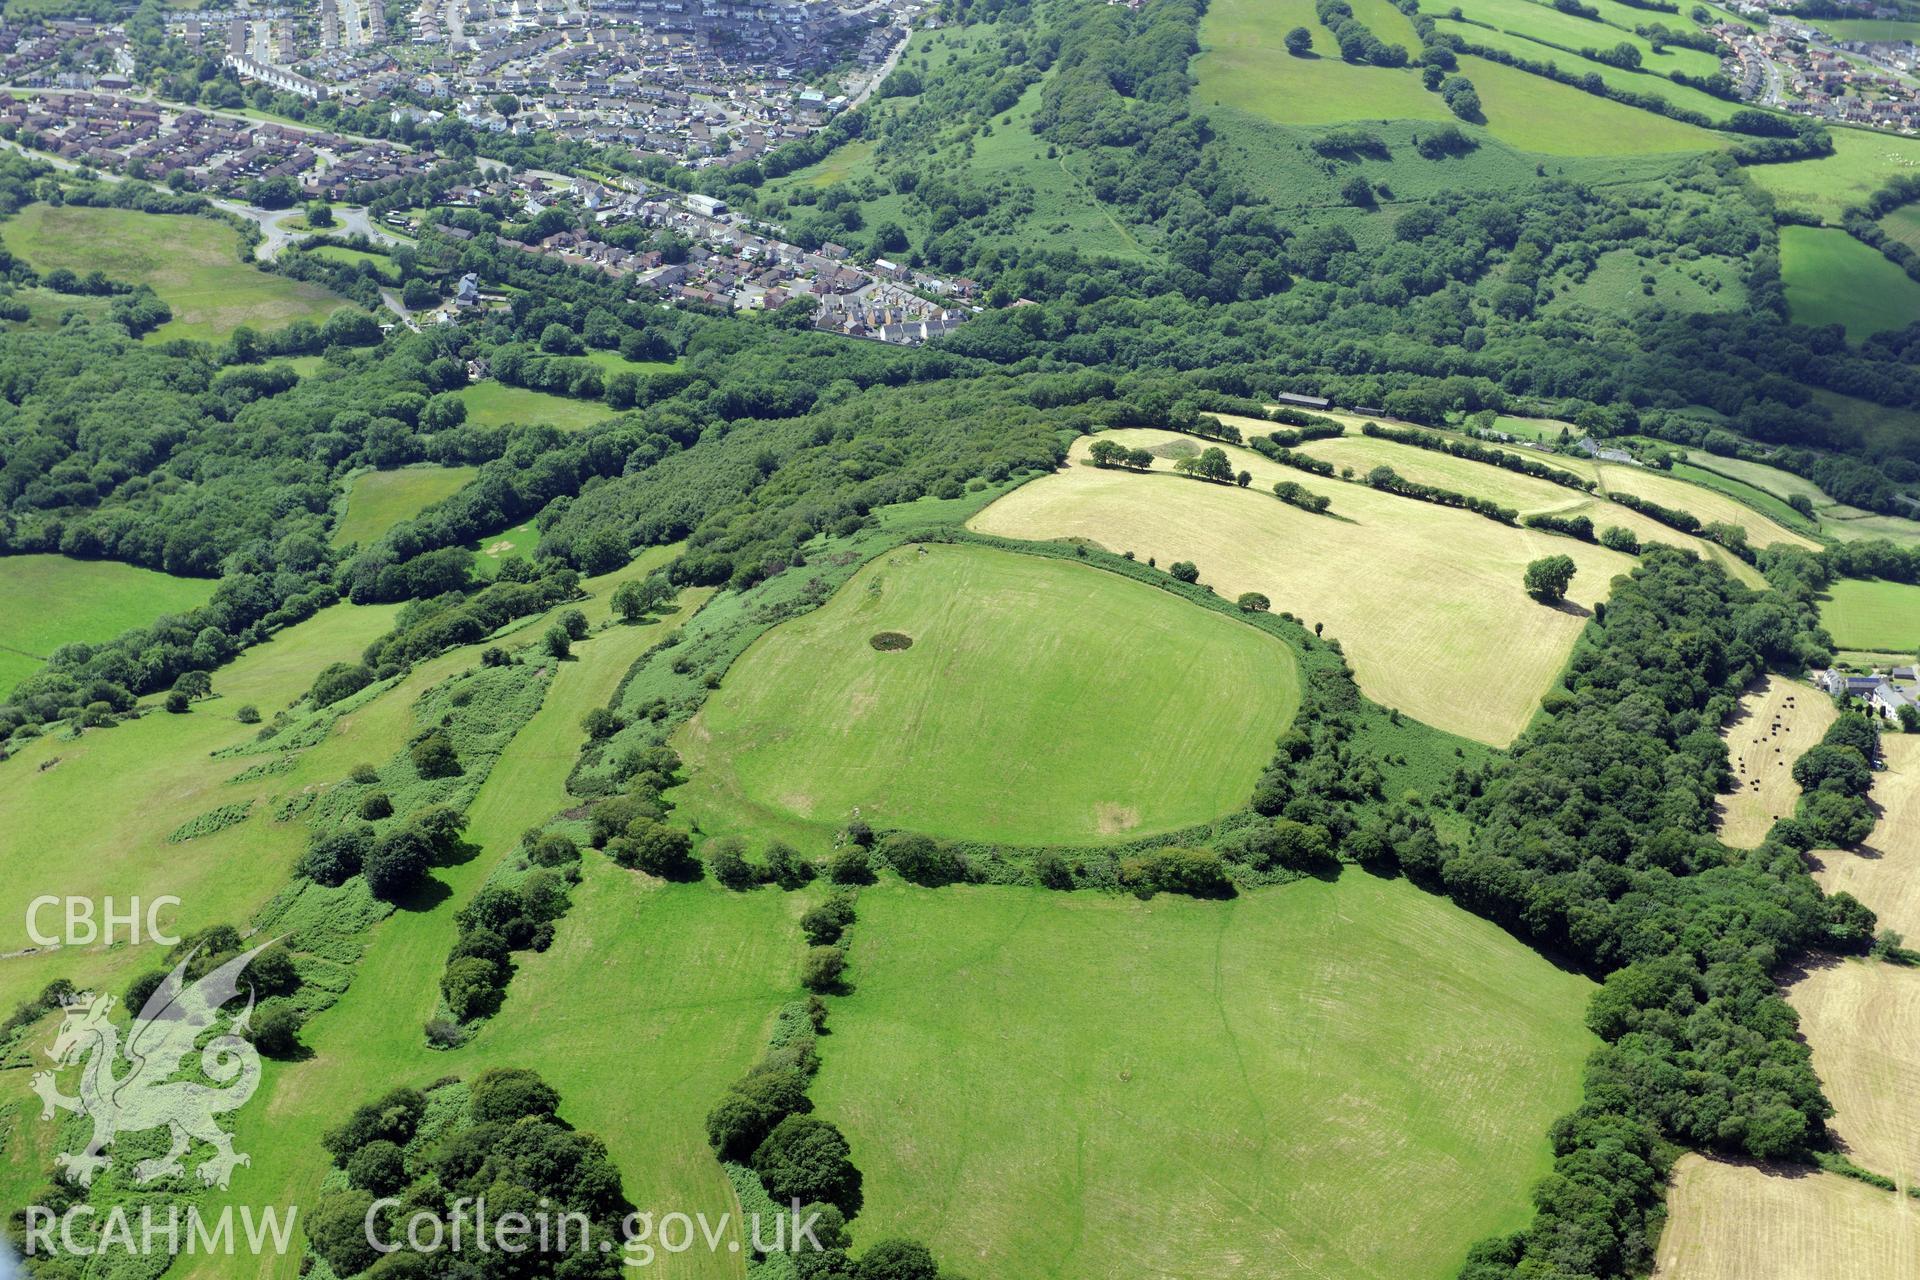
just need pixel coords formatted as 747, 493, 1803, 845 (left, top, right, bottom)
31, 942, 273, 1189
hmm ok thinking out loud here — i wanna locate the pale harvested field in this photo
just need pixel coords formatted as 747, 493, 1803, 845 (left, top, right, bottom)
1596, 461, 1823, 551
1656, 1154, 1920, 1280
1810, 735, 1920, 938
970, 429, 1641, 746
1788, 958, 1920, 1187
1715, 676, 1839, 848
1293, 435, 1765, 584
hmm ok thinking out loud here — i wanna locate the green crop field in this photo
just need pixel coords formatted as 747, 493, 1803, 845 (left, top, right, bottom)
1821, 577, 1920, 652
673, 543, 1300, 847
814, 878, 1596, 1280
1779, 226, 1920, 341
332, 465, 478, 547
1, 205, 354, 342
0, 554, 216, 696
458, 380, 616, 429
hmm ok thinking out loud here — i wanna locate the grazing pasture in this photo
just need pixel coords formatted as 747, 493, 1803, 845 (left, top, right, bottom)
1748, 127, 1920, 225
673, 543, 1301, 846
1682, 452, 1834, 507
1788, 958, 1920, 1188
1819, 578, 1920, 652
1713, 676, 1837, 849
2, 205, 351, 342
0, 600, 402, 1013
181, 560, 723, 1280
1292, 431, 1772, 568
1458, 55, 1724, 155
971, 429, 1640, 745
1778, 225, 1920, 342
1592, 461, 1822, 551
814, 878, 1595, 1280
457, 381, 615, 430
1545, 245, 1746, 312
1665, 463, 1818, 536
0, 554, 216, 697
472, 519, 543, 575
1655, 1154, 1920, 1280
332, 465, 478, 547
1809, 734, 1920, 940
1883, 203, 1920, 255
1194, 0, 1456, 126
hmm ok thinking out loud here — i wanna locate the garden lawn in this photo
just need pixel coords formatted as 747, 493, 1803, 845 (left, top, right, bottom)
815, 877, 1596, 1280
673, 542, 1300, 847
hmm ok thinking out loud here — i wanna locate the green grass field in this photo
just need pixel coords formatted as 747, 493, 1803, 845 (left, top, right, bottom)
1751, 128, 1920, 225
303, 243, 400, 284
1193, 0, 1721, 154
1546, 246, 1746, 314
458, 381, 616, 430
472, 519, 543, 575
133, 557, 737, 1280
1667, 462, 1821, 536
1461, 54, 1723, 155
1195, 0, 1458, 127
674, 543, 1301, 847
0, 554, 216, 696
815, 877, 1596, 1279
1809, 17, 1920, 41
1821, 578, 1920, 652
0, 600, 402, 1019
1881, 203, 1920, 255
973, 429, 1644, 745
1683, 451, 1836, 506
1779, 225, 1920, 341
332, 465, 478, 547
1442, 0, 1723, 78
1442, 21, 1740, 121
579, 349, 683, 377
1, 205, 353, 342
